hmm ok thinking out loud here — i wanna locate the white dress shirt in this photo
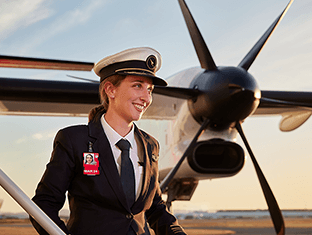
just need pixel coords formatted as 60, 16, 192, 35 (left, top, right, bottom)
101, 115, 143, 200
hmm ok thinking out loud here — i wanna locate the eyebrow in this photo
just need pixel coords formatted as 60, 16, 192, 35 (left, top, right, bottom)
132, 80, 144, 83
132, 79, 154, 86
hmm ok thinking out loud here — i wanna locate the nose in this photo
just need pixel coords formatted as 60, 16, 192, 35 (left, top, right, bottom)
140, 88, 152, 105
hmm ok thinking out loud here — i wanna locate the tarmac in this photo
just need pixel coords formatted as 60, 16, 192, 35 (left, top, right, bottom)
179, 218, 312, 235
0, 217, 311, 234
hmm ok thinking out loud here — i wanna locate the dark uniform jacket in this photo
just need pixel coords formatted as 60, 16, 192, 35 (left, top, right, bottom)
30, 112, 186, 235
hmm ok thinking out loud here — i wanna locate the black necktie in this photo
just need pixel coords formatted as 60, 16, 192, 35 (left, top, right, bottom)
116, 139, 135, 207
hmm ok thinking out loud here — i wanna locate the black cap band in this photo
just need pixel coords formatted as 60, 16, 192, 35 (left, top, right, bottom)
99, 60, 156, 82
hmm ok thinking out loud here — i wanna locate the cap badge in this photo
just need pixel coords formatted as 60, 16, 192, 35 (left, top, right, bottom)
146, 55, 157, 71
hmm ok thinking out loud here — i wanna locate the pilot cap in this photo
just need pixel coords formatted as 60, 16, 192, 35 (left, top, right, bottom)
93, 47, 167, 86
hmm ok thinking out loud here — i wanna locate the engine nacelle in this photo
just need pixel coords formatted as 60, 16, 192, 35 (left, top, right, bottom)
187, 138, 244, 175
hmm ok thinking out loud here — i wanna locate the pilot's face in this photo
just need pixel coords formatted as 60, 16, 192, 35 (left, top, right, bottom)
110, 75, 153, 123
86, 155, 93, 164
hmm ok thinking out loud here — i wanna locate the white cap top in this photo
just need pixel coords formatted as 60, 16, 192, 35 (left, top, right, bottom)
93, 47, 167, 86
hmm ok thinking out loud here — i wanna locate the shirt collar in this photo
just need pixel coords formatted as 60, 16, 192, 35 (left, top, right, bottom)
101, 114, 135, 148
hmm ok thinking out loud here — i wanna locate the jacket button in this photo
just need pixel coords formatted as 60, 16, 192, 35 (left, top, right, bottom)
126, 214, 133, 219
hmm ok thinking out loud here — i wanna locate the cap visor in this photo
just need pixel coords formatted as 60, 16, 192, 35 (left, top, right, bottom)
116, 71, 167, 86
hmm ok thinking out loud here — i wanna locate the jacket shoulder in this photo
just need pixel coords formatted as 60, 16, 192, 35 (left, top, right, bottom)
58, 124, 88, 135
54, 124, 89, 146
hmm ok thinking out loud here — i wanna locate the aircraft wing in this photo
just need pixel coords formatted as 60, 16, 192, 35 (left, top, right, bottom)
254, 90, 312, 131
0, 77, 98, 117
1, 76, 312, 132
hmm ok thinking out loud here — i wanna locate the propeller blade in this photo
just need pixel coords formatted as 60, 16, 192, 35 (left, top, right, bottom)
261, 97, 312, 109
67, 75, 99, 83
160, 118, 210, 192
261, 90, 312, 103
178, 0, 217, 70
153, 85, 201, 99
238, 0, 294, 71
235, 122, 285, 235
0, 55, 94, 71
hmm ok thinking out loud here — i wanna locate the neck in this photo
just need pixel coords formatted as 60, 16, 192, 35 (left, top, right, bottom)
104, 109, 133, 137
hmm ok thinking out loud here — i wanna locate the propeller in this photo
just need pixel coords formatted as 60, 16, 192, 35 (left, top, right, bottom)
0, 55, 94, 71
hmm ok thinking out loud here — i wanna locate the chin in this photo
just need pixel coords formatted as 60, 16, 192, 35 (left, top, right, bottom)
131, 111, 144, 121
133, 116, 142, 122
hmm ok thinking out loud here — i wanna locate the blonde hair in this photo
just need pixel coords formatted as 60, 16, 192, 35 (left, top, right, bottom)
88, 74, 126, 122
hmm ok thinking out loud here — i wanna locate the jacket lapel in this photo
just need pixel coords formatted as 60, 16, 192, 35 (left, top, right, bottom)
88, 114, 130, 211
132, 126, 152, 209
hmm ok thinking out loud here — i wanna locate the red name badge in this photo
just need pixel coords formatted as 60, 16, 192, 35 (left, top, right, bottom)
83, 153, 100, 175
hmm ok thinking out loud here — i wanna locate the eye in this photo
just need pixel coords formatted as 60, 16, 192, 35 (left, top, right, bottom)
133, 83, 142, 88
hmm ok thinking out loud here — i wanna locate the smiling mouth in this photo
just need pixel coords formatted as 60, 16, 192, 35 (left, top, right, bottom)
133, 103, 146, 112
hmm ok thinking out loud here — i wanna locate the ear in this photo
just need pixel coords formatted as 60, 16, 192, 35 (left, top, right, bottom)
103, 81, 116, 99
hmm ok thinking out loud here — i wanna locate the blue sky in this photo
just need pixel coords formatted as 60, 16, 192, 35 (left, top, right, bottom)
0, 0, 312, 213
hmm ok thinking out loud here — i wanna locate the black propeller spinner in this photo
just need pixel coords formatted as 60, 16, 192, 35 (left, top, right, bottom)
159, 1, 295, 234
188, 66, 260, 129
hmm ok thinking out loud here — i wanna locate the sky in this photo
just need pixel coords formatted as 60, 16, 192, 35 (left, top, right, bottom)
0, 0, 312, 213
